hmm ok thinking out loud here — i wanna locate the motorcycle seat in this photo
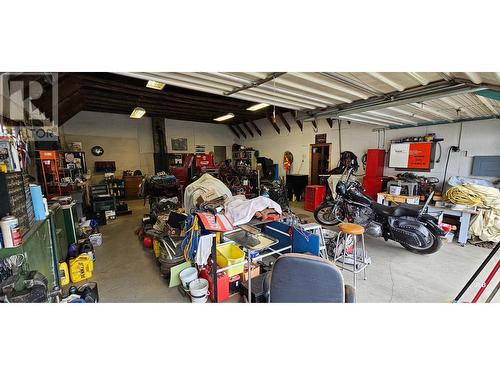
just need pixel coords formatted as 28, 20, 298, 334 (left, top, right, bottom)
371, 202, 421, 217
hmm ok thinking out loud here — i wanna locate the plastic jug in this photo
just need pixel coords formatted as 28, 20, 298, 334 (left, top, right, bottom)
59, 262, 70, 286
69, 254, 94, 283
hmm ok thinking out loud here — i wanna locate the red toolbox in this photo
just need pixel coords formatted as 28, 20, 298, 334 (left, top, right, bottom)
362, 176, 383, 199
199, 267, 230, 303
365, 149, 385, 177
304, 185, 327, 212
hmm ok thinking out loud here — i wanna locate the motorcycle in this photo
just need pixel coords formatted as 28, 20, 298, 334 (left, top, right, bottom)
314, 168, 445, 254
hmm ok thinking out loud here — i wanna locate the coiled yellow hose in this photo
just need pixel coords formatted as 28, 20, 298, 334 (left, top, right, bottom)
445, 186, 482, 206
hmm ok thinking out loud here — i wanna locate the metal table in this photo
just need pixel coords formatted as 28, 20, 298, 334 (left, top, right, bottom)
427, 205, 479, 246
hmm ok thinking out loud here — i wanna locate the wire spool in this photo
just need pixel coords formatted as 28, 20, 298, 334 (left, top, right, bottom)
445, 186, 482, 207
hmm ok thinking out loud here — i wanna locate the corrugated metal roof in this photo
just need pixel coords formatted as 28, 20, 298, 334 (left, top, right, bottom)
121, 72, 500, 128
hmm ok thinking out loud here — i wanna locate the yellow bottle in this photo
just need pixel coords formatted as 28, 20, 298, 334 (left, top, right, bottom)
153, 239, 161, 258
59, 262, 70, 286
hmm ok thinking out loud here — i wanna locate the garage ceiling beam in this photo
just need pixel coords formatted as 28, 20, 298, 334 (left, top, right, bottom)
292, 113, 303, 131
277, 111, 291, 132
304, 80, 486, 121
234, 124, 247, 139
377, 115, 500, 130
249, 121, 262, 136
223, 72, 286, 96
81, 90, 261, 118
242, 123, 254, 137
227, 125, 241, 139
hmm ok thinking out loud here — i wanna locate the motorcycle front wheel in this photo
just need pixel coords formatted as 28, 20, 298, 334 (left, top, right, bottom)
400, 230, 442, 255
314, 202, 345, 226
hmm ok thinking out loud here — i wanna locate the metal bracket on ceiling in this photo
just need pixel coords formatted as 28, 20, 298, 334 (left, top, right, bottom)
223, 72, 287, 96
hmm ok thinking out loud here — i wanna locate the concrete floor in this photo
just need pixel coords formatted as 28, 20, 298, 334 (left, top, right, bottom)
92, 199, 497, 302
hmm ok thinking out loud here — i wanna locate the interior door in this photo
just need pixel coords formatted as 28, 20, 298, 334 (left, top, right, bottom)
310, 143, 331, 185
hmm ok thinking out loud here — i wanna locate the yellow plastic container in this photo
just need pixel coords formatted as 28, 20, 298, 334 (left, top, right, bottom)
69, 254, 94, 283
153, 239, 161, 258
58, 262, 70, 286
216, 243, 245, 277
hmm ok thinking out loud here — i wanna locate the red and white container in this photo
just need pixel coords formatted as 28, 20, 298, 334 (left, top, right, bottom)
1, 215, 22, 248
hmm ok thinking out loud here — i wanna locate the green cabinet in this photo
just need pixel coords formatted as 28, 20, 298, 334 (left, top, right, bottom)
0, 219, 58, 291
49, 203, 68, 262
61, 202, 78, 245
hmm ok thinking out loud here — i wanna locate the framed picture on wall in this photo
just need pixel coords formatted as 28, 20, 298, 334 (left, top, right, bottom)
171, 137, 188, 151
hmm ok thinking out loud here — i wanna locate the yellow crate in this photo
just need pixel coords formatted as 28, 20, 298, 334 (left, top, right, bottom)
216, 243, 245, 277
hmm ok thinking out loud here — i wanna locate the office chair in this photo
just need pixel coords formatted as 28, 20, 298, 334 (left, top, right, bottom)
263, 253, 355, 303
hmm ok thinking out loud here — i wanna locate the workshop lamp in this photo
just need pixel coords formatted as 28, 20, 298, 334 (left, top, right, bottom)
130, 107, 146, 119
213, 113, 235, 122
246, 103, 270, 111
146, 80, 166, 90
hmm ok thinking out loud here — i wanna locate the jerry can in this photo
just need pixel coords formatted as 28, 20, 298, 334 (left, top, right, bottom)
69, 254, 94, 283
153, 239, 161, 258
59, 262, 70, 286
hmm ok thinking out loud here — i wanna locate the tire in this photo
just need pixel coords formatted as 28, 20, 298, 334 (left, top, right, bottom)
314, 202, 345, 226
400, 230, 442, 255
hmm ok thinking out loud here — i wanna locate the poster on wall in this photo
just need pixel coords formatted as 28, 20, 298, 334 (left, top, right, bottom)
315, 133, 327, 144
171, 138, 188, 151
195, 144, 206, 154
389, 142, 433, 170
389, 143, 409, 168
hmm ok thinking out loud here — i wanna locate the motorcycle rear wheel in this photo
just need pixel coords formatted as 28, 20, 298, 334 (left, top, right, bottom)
400, 230, 442, 255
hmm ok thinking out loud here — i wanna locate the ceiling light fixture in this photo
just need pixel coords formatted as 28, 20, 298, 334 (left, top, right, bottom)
146, 80, 166, 90
213, 113, 235, 122
130, 107, 146, 119
246, 103, 270, 111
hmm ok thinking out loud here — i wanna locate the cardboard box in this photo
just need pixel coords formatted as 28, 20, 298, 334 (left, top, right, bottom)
240, 263, 260, 282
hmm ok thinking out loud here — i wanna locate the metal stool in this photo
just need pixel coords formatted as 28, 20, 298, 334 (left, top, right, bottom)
333, 223, 369, 290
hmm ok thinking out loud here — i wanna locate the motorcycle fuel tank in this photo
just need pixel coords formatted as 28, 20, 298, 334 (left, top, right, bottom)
345, 185, 372, 206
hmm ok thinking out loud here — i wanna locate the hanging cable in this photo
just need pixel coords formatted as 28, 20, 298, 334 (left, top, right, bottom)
441, 145, 459, 194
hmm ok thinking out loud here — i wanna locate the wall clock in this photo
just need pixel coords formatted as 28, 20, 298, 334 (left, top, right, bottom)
91, 145, 104, 156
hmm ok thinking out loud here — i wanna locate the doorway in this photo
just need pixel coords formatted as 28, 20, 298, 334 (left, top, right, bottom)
213, 145, 227, 165
310, 143, 331, 185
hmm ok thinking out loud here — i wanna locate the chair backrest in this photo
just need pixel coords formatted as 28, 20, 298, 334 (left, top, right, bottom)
269, 253, 346, 303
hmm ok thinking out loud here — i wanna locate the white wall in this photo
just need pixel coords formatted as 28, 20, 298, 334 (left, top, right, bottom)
242, 114, 500, 187
243, 114, 379, 177
382, 119, 500, 186
61, 111, 155, 182
61, 112, 237, 182
165, 118, 236, 157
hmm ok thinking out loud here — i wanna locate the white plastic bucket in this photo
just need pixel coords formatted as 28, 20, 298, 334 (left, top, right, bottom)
179, 267, 198, 289
189, 278, 209, 303
389, 185, 402, 196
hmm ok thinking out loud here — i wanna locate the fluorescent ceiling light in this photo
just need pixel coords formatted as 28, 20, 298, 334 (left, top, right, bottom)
213, 113, 235, 122
130, 107, 146, 119
146, 80, 166, 90
246, 103, 270, 111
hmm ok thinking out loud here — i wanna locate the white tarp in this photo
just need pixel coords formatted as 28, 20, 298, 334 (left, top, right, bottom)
224, 195, 282, 226
467, 184, 500, 242
183, 173, 232, 214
